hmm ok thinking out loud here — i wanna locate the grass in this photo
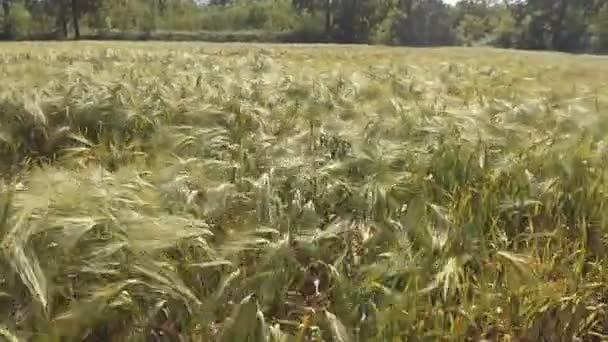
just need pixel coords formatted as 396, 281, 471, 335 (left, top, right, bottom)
1, 41, 608, 341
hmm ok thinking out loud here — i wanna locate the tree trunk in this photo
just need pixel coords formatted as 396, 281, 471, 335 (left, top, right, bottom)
324, 0, 331, 35
401, 0, 414, 44
1, 0, 9, 18
71, 0, 80, 39
403, 0, 413, 16
59, 9, 68, 38
339, 0, 357, 42
551, 0, 568, 51
2, 0, 10, 36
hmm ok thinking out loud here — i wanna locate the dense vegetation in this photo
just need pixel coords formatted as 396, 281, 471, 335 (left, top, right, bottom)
1, 42, 608, 341
2, 0, 608, 53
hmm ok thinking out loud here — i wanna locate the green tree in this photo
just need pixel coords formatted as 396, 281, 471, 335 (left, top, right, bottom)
519, 0, 598, 51
491, 5, 519, 48
70, 0, 102, 38
592, 3, 608, 52
0, 0, 606, 53
457, 13, 487, 45
3, 0, 32, 38
1, 0, 10, 35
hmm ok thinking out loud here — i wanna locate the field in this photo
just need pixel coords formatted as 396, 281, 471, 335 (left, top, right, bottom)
1, 42, 608, 341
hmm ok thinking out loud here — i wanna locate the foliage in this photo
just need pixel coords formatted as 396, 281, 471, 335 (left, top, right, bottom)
1, 42, 608, 341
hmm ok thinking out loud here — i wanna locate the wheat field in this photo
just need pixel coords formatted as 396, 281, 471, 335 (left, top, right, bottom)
1, 42, 608, 341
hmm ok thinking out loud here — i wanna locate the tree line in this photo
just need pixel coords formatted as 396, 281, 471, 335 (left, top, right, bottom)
1, 0, 608, 53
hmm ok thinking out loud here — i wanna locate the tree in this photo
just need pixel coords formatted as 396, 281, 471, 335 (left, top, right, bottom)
71, 0, 79, 38
2, 0, 32, 38
400, 0, 414, 43
0, 0, 605, 53
592, 2, 608, 52
2, 0, 11, 35
334, 0, 359, 41
491, 4, 519, 48
324, 0, 331, 34
550, 0, 568, 50
2, 0, 9, 21
457, 13, 487, 45
70, 0, 100, 39
43, 0, 69, 38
